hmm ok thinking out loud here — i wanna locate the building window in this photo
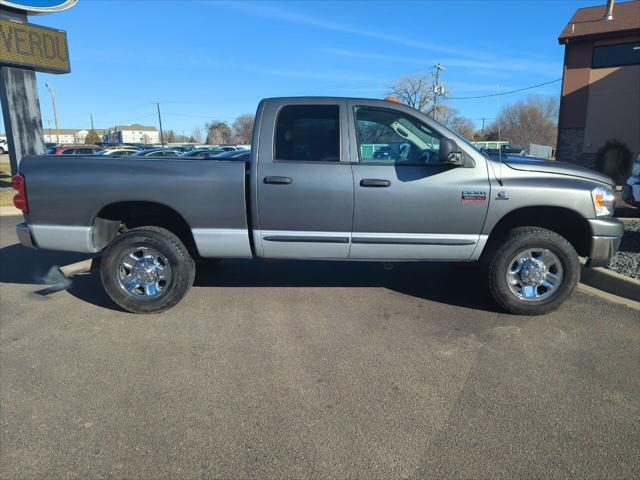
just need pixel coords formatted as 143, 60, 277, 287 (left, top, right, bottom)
275, 105, 340, 162
592, 41, 640, 68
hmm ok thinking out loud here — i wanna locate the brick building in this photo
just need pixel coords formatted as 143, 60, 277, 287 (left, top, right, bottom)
557, 1, 639, 179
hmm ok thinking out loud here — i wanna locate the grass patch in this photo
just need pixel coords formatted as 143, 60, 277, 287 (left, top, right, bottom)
0, 159, 11, 188
1, 190, 14, 208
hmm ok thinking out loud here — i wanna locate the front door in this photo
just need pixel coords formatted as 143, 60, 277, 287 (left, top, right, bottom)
347, 101, 490, 260
254, 99, 354, 259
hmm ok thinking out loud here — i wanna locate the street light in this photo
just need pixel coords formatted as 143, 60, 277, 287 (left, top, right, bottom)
44, 82, 60, 144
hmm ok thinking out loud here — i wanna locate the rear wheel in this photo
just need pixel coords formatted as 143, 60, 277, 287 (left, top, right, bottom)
100, 226, 195, 314
484, 227, 580, 315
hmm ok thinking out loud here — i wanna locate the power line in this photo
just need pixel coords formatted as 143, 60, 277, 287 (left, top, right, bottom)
445, 78, 561, 100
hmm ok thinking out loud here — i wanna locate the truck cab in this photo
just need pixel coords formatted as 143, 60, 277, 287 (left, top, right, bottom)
251, 98, 489, 261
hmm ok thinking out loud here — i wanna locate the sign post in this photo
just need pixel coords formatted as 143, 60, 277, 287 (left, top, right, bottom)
0, 0, 76, 175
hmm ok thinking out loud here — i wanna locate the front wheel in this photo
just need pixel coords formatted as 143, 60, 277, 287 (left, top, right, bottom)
484, 227, 580, 315
100, 226, 195, 314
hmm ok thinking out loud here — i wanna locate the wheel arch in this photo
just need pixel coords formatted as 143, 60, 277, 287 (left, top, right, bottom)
483, 206, 591, 258
93, 201, 199, 257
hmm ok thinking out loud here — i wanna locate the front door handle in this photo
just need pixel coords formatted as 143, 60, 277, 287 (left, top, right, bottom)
264, 176, 292, 185
360, 178, 391, 187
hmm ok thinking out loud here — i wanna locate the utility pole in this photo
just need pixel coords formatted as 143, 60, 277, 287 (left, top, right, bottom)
90, 113, 94, 131
155, 102, 164, 146
481, 117, 486, 139
432, 63, 446, 122
45, 82, 59, 143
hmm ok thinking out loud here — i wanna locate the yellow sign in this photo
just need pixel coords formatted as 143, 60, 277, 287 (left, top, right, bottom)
0, 19, 70, 74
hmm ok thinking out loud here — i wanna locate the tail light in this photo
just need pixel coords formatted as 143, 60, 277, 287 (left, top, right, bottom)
11, 173, 28, 213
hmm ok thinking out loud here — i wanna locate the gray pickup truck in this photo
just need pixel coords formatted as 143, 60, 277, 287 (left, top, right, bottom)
13, 97, 623, 314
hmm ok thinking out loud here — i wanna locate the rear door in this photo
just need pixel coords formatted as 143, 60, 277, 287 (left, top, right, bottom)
253, 99, 354, 259
347, 100, 490, 260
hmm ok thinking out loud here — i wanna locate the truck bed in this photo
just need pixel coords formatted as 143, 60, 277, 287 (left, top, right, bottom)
19, 155, 251, 257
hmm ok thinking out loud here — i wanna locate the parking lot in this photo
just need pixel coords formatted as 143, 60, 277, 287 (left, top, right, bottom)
1, 214, 639, 479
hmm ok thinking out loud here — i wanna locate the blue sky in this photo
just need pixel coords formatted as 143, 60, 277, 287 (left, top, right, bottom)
1, 0, 605, 134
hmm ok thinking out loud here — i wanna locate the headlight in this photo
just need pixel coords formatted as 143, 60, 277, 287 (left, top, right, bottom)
591, 186, 615, 217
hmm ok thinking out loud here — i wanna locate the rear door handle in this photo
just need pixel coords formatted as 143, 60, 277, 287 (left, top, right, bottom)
263, 176, 292, 185
360, 178, 391, 187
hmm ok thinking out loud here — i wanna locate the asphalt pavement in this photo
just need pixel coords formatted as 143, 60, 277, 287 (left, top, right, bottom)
1, 215, 639, 479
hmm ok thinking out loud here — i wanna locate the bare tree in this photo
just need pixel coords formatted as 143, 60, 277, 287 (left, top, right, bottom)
164, 130, 177, 144
490, 95, 559, 148
205, 121, 231, 145
437, 105, 476, 140
386, 73, 435, 113
231, 114, 255, 145
191, 126, 204, 144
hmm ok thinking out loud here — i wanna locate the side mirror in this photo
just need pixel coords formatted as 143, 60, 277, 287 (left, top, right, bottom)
439, 138, 465, 166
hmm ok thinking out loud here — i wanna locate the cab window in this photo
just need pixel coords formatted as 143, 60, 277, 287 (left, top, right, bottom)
275, 105, 340, 162
354, 106, 441, 165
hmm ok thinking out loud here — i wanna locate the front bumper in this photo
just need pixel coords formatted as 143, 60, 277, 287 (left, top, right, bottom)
16, 223, 36, 248
586, 218, 624, 268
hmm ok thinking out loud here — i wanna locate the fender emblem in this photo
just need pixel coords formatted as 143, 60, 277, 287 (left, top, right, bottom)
461, 190, 487, 203
496, 190, 509, 200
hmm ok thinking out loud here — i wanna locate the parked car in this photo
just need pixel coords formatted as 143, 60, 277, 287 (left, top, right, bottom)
181, 148, 224, 159
481, 146, 525, 156
47, 145, 103, 155
105, 145, 140, 150
0, 139, 7, 154
14, 97, 622, 315
211, 149, 250, 161
373, 146, 391, 160
130, 149, 182, 157
98, 148, 140, 156
622, 153, 640, 208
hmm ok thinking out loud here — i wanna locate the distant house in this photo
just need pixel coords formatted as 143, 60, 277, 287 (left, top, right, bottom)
556, 0, 640, 180
104, 124, 160, 144
43, 128, 108, 145
43, 128, 84, 144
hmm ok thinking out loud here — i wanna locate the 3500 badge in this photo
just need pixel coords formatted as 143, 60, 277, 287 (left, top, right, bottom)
461, 190, 487, 203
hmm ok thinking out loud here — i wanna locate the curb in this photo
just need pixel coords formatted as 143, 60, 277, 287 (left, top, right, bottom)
577, 283, 640, 311
579, 263, 640, 310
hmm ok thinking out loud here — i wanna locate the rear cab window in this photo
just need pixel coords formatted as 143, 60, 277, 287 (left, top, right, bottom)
275, 105, 340, 162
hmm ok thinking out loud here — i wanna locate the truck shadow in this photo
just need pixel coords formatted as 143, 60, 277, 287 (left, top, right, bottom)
0, 243, 499, 313
195, 259, 498, 313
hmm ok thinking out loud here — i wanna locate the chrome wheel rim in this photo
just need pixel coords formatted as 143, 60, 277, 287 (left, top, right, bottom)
116, 246, 171, 299
506, 248, 563, 302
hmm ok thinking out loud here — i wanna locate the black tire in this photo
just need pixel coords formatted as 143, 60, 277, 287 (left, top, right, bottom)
483, 227, 580, 315
100, 226, 195, 314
